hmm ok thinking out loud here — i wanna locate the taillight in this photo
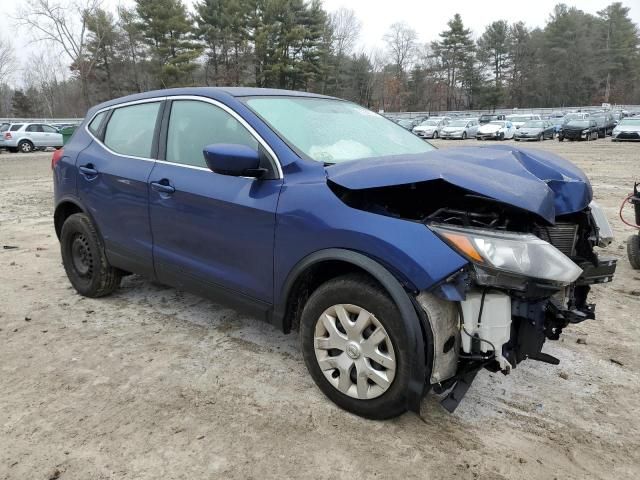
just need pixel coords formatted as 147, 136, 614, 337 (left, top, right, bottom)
51, 148, 64, 170
4, 132, 11, 139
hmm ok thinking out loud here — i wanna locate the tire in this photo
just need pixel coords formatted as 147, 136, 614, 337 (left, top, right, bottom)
462, 132, 467, 140
538, 133, 543, 141
60, 213, 122, 297
18, 140, 34, 153
558, 136, 564, 142
300, 274, 413, 419
498, 132, 504, 141
628, 235, 640, 270
432, 131, 438, 139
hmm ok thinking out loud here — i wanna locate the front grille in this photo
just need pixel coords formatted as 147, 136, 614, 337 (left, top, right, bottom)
535, 223, 579, 257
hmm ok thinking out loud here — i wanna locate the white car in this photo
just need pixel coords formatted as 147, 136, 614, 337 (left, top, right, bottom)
476, 121, 516, 140
412, 117, 450, 139
439, 119, 479, 140
0, 123, 63, 153
612, 117, 640, 141
506, 114, 541, 129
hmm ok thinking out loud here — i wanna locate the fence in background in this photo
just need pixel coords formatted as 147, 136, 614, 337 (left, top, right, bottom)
0, 118, 83, 124
384, 105, 640, 119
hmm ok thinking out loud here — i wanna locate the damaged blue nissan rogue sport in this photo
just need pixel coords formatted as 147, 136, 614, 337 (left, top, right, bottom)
52, 88, 616, 419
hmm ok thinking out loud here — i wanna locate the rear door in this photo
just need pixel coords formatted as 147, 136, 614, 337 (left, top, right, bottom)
25, 124, 45, 146
148, 97, 283, 307
77, 100, 163, 277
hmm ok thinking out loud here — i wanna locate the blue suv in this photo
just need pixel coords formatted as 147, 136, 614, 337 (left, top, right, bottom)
53, 88, 616, 419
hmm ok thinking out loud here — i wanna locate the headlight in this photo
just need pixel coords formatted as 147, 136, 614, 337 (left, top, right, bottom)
430, 224, 583, 286
582, 129, 589, 134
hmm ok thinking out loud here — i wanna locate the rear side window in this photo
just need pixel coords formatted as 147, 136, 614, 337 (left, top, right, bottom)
10, 124, 23, 131
26, 124, 44, 132
104, 102, 161, 158
88, 111, 107, 136
42, 125, 58, 133
166, 100, 258, 168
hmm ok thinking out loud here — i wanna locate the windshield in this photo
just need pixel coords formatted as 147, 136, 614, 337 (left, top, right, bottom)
508, 116, 530, 122
397, 119, 413, 127
448, 120, 468, 127
480, 115, 494, 120
619, 118, 640, 126
567, 120, 589, 128
245, 97, 435, 164
523, 121, 545, 128
420, 120, 439, 126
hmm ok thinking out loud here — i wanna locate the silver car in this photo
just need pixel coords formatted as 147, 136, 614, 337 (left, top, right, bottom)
1, 123, 63, 153
612, 117, 640, 141
439, 118, 479, 140
412, 117, 450, 139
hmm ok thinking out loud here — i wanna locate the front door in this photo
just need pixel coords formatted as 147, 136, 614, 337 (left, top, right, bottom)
148, 98, 283, 307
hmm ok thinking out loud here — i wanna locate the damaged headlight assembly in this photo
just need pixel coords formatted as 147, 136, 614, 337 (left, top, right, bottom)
429, 224, 583, 289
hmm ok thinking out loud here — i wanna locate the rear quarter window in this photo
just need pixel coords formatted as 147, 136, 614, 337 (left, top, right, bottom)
88, 111, 108, 137
10, 124, 23, 131
103, 102, 161, 158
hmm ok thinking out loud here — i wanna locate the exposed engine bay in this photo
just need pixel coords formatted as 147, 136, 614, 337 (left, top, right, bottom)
329, 178, 617, 411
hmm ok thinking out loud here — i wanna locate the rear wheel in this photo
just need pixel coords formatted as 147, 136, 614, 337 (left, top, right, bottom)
628, 235, 640, 270
300, 274, 412, 419
60, 213, 122, 297
18, 140, 34, 153
498, 132, 505, 141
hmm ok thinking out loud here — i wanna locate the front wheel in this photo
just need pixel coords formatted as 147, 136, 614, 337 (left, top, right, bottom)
462, 132, 467, 140
300, 274, 412, 419
60, 213, 122, 297
432, 131, 438, 139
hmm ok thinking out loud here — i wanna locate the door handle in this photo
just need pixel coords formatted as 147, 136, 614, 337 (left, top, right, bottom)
150, 180, 175, 194
79, 164, 98, 176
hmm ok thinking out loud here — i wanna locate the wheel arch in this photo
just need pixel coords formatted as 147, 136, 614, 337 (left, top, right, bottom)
274, 248, 429, 412
54, 198, 89, 239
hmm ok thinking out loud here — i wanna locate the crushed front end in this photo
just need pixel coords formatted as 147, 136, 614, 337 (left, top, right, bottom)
426, 200, 616, 411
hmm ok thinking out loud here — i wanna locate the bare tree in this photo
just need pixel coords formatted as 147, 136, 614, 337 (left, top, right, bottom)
383, 22, 417, 79
330, 8, 361, 58
15, 0, 103, 109
21, 52, 66, 117
0, 37, 15, 85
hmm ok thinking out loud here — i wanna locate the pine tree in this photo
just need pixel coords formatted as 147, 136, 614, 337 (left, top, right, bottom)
11, 90, 34, 117
477, 20, 510, 108
432, 14, 475, 110
135, 0, 203, 88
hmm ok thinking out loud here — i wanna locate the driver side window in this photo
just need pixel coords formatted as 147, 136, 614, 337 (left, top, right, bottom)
166, 100, 259, 168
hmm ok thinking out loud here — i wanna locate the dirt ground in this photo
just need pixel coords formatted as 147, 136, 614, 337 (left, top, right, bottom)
1, 138, 639, 480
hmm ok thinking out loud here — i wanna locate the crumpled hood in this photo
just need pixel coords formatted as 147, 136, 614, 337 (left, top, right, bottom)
326, 145, 592, 224
478, 124, 501, 133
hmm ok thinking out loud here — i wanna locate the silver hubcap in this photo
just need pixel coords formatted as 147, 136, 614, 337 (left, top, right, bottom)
314, 304, 396, 400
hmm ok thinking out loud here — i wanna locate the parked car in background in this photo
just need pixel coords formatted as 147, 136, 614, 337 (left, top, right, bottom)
563, 112, 590, 124
590, 113, 616, 138
396, 118, 418, 131
612, 117, 640, 141
52, 87, 615, 419
514, 120, 556, 141
1, 123, 64, 153
439, 118, 479, 139
476, 120, 515, 140
478, 113, 506, 125
412, 117, 450, 139
506, 114, 542, 129
558, 120, 599, 141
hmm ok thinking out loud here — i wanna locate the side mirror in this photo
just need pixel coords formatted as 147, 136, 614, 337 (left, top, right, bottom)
202, 144, 266, 178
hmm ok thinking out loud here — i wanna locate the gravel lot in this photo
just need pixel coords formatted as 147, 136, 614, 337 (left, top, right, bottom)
1, 139, 639, 480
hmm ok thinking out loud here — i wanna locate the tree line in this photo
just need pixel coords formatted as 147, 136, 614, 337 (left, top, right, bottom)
1, 0, 639, 118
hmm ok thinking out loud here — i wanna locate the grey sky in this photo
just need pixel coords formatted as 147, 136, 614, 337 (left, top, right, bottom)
1, 0, 638, 84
